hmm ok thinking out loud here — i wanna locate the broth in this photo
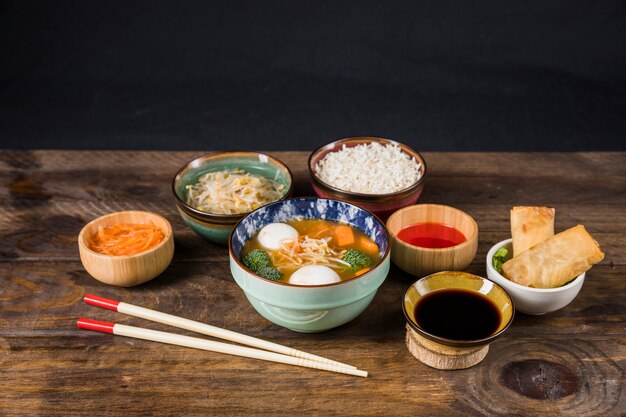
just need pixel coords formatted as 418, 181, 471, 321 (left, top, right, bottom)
414, 289, 501, 340
241, 219, 381, 284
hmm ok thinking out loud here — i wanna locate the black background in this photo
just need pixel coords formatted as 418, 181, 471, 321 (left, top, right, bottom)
1, 1, 625, 151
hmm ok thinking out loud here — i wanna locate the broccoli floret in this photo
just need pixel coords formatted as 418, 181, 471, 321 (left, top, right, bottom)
342, 249, 372, 271
242, 250, 282, 281
242, 249, 271, 272
257, 266, 283, 281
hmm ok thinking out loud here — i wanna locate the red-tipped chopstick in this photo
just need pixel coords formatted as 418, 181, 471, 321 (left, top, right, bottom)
83, 294, 356, 370
77, 318, 367, 377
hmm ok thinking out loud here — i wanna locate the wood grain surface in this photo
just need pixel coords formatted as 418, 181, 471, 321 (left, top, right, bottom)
1, 151, 625, 416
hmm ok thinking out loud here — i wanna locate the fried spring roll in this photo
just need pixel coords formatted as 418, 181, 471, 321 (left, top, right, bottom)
511, 206, 555, 256
502, 225, 604, 288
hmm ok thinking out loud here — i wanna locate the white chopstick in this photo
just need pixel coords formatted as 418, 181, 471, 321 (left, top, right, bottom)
77, 318, 368, 378
83, 294, 356, 370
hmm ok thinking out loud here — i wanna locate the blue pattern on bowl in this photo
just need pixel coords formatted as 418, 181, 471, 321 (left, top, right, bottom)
231, 198, 388, 258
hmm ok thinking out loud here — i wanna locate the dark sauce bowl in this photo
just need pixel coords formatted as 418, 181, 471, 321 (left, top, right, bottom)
403, 271, 515, 347
308, 137, 427, 220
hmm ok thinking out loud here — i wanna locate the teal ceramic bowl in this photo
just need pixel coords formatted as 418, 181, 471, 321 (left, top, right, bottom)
229, 198, 391, 333
176, 207, 233, 244
172, 152, 293, 245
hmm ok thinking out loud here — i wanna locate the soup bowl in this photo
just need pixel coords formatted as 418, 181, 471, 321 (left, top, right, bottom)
172, 151, 293, 245
229, 197, 391, 332
308, 137, 427, 220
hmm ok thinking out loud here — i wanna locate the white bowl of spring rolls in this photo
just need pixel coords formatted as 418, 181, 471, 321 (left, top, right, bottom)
485, 207, 604, 315
486, 238, 586, 315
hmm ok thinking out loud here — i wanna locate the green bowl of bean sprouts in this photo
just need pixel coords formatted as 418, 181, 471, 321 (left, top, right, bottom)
172, 152, 294, 245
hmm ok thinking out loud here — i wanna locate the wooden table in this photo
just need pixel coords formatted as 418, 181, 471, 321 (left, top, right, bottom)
2, 151, 625, 416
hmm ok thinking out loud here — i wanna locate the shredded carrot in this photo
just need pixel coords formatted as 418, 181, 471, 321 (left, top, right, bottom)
87, 222, 165, 256
335, 225, 355, 246
360, 236, 379, 254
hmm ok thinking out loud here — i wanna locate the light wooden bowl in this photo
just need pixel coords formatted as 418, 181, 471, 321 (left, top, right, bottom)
78, 211, 174, 287
387, 204, 478, 277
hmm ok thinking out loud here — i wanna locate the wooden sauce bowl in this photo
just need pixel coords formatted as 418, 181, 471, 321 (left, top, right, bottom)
386, 204, 478, 277
78, 211, 174, 286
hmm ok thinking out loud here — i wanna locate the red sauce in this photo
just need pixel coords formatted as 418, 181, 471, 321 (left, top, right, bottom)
397, 222, 466, 248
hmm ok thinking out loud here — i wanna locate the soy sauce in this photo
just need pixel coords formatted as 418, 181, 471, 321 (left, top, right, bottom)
397, 223, 466, 249
414, 289, 501, 340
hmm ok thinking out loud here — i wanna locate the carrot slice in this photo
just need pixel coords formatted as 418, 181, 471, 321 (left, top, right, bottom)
360, 236, 379, 254
335, 225, 355, 246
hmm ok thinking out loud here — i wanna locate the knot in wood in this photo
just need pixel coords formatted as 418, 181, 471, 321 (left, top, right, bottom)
500, 359, 580, 400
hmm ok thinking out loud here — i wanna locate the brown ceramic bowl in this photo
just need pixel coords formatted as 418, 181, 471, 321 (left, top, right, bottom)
387, 204, 478, 277
308, 137, 427, 220
403, 271, 515, 347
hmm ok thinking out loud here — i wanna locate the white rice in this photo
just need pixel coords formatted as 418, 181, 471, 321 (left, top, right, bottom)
314, 142, 422, 194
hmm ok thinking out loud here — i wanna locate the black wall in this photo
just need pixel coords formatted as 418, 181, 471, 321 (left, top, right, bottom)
1, 1, 625, 151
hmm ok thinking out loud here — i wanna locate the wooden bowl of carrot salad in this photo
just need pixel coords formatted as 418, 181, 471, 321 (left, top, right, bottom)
78, 211, 174, 286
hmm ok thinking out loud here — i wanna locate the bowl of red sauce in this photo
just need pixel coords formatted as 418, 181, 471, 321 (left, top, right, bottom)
387, 204, 478, 277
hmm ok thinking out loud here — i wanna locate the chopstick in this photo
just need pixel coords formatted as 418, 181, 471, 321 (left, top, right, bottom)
77, 318, 368, 378
83, 294, 355, 370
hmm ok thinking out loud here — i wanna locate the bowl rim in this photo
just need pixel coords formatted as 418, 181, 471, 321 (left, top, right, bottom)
228, 196, 391, 288
171, 151, 294, 223
77, 210, 173, 259
486, 238, 585, 293
307, 137, 427, 200
386, 204, 478, 252
402, 271, 515, 347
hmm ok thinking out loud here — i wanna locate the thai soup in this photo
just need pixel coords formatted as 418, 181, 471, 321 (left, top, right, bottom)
240, 219, 381, 285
